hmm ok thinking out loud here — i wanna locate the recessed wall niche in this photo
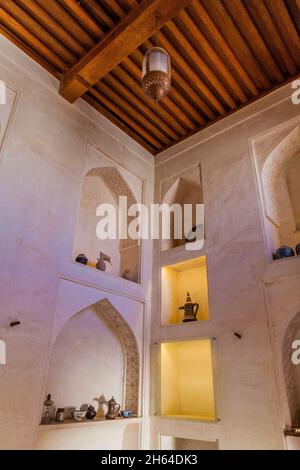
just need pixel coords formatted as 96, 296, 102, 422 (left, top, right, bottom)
160, 435, 219, 450
160, 164, 203, 252
160, 339, 216, 421
73, 147, 143, 283
253, 123, 300, 259
161, 256, 210, 326
283, 311, 300, 426
47, 299, 140, 417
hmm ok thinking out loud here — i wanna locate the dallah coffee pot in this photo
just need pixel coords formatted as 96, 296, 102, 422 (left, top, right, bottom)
179, 292, 199, 322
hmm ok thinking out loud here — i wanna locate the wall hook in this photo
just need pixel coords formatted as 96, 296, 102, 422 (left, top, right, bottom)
234, 332, 242, 339
10, 321, 21, 328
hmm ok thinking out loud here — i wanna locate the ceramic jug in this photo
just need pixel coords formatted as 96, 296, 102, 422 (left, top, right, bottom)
103, 397, 120, 420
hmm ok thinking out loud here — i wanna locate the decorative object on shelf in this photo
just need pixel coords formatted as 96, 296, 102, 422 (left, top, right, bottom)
121, 410, 132, 418
142, 14, 171, 104
234, 332, 242, 339
96, 252, 111, 271
296, 243, 300, 256
93, 395, 106, 419
273, 245, 295, 260
179, 292, 199, 322
75, 253, 88, 265
41, 394, 54, 425
103, 396, 121, 420
85, 404, 97, 420
185, 224, 204, 244
72, 410, 86, 421
55, 408, 65, 423
121, 269, 131, 280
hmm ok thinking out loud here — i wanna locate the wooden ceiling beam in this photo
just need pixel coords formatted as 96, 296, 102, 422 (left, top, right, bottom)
0, 0, 76, 65
0, 7, 67, 72
59, 0, 193, 103
202, 0, 271, 91
34, 0, 94, 49
189, 1, 259, 98
15, 0, 86, 57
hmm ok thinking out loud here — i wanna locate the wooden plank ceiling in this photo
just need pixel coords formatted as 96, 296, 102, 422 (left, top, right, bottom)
0, 0, 299, 155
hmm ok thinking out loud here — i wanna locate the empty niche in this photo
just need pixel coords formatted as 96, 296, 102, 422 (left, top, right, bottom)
254, 124, 300, 259
73, 166, 141, 282
47, 299, 139, 417
160, 339, 216, 421
160, 164, 203, 252
161, 435, 219, 450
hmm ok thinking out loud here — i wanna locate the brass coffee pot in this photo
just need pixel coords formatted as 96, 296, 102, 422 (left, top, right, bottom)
103, 397, 121, 420
179, 292, 199, 322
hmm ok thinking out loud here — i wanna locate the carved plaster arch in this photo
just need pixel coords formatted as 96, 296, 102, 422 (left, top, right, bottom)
262, 126, 300, 228
282, 310, 300, 426
92, 298, 139, 414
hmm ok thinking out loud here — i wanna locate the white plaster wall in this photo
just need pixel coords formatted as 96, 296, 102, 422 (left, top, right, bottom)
152, 83, 300, 449
36, 420, 141, 450
0, 37, 154, 449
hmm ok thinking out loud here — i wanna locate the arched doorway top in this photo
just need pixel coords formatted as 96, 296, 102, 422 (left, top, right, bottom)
92, 298, 139, 414
282, 310, 300, 426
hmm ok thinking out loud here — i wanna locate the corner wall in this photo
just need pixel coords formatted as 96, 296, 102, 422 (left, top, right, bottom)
152, 82, 300, 449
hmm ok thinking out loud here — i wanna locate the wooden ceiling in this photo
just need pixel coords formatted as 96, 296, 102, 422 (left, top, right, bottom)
0, 0, 299, 155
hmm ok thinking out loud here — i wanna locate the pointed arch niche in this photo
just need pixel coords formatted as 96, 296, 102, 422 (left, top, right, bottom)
73, 146, 143, 282
282, 311, 300, 427
47, 298, 139, 416
160, 164, 203, 252
253, 123, 300, 259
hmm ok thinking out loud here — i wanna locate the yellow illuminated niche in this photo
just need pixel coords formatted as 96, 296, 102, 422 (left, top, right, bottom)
160, 339, 216, 421
161, 256, 209, 326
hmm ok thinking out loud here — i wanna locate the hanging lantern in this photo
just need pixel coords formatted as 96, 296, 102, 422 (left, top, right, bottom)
142, 46, 171, 103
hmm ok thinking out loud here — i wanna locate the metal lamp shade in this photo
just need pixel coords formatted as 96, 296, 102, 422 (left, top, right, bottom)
142, 47, 171, 102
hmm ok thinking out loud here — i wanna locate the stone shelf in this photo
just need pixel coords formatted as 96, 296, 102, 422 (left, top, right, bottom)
39, 416, 142, 431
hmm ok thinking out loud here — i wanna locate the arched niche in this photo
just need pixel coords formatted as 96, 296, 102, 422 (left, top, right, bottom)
47, 298, 139, 415
73, 166, 140, 283
261, 126, 300, 255
161, 176, 203, 252
282, 311, 300, 426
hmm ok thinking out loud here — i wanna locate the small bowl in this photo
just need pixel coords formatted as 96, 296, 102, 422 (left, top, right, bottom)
72, 410, 86, 421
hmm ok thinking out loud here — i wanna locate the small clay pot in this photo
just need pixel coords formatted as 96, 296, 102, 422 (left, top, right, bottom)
75, 254, 88, 265
296, 243, 300, 256
273, 246, 295, 260
85, 405, 96, 420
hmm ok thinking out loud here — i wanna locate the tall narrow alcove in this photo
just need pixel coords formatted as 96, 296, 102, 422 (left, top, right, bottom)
73, 166, 140, 282
254, 124, 300, 258
282, 311, 300, 426
160, 165, 203, 252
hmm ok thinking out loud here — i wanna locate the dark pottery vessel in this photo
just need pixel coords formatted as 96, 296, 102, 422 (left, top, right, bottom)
85, 405, 96, 420
273, 246, 295, 260
75, 254, 88, 265
296, 243, 300, 256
